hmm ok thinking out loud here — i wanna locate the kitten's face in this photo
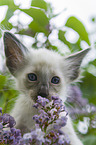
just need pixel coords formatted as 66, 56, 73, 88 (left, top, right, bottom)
3, 32, 90, 102
16, 49, 67, 102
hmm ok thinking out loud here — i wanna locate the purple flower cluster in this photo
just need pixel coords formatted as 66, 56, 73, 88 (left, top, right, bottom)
67, 85, 96, 120
66, 85, 96, 134
67, 85, 88, 107
32, 96, 70, 145
0, 107, 22, 144
0, 96, 70, 145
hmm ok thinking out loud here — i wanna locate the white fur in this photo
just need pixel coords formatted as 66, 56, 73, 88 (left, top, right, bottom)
10, 48, 83, 145
11, 96, 83, 145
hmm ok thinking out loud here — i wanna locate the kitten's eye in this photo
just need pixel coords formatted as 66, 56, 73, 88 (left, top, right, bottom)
51, 76, 60, 84
28, 73, 37, 81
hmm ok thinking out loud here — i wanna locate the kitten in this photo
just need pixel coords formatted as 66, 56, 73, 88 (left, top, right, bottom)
3, 32, 90, 145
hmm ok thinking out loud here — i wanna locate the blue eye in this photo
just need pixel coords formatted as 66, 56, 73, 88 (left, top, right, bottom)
28, 73, 37, 81
51, 76, 60, 84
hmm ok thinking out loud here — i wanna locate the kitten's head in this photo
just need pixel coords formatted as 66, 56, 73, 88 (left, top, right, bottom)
3, 32, 90, 102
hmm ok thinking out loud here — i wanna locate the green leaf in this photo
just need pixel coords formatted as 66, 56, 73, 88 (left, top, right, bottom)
65, 16, 90, 45
89, 59, 96, 67
31, 0, 47, 11
0, 0, 18, 30
0, 8, 13, 30
58, 30, 70, 48
18, 20, 50, 37
83, 135, 96, 145
29, 20, 49, 35
80, 71, 96, 105
0, 75, 18, 113
5, 8, 14, 20
58, 30, 82, 52
0, 75, 7, 108
0, 29, 2, 38
91, 17, 96, 23
0, 75, 7, 89
17, 28, 35, 37
0, 0, 14, 6
3, 89, 18, 113
0, 95, 5, 108
19, 7, 50, 36
1, 20, 13, 30
20, 7, 49, 27
50, 45, 59, 52
0, 0, 18, 11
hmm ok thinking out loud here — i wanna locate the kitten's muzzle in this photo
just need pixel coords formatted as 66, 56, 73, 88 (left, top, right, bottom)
38, 84, 49, 97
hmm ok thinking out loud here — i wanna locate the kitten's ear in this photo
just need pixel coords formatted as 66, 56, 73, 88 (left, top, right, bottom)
64, 48, 90, 82
3, 32, 28, 76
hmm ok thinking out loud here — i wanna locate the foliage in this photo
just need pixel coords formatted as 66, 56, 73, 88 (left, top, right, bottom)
0, 73, 18, 114
0, 0, 96, 145
66, 85, 96, 140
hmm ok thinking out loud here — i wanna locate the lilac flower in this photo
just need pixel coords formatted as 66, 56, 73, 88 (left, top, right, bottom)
32, 127, 45, 143
0, 109, 22, 144
0, 123, 3, 130
0, 95, 70, 145
67, 85, 96, 122
23, 132, 32, 144
33, 111, 49, 129
0, 107, 2, 114
37, 96, 49, 107
48, 108, 57, 118
45, 130, 58, 143
33, 96, 68, 130
33, 96, 70, 144
23, 127, 45, 144
67, 85, 88, 107
54, 116, 67, 130
0, 115, 2, 122
51, 96, 60, 100
33, 103, 39, 108
58, 134, 70, 145
2, 113, 16, 128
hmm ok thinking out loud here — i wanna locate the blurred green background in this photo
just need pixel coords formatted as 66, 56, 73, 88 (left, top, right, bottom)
0, 0, 96, 144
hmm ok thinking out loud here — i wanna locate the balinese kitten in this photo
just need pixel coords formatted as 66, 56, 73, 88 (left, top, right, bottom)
3, 32, 90, 145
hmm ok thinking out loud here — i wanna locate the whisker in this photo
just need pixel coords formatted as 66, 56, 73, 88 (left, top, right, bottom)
65, 101, 74, 110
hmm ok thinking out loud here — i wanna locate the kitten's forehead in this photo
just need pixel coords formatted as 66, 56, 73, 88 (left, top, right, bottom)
21, 48, 62, 82
27, 48, 61, 69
